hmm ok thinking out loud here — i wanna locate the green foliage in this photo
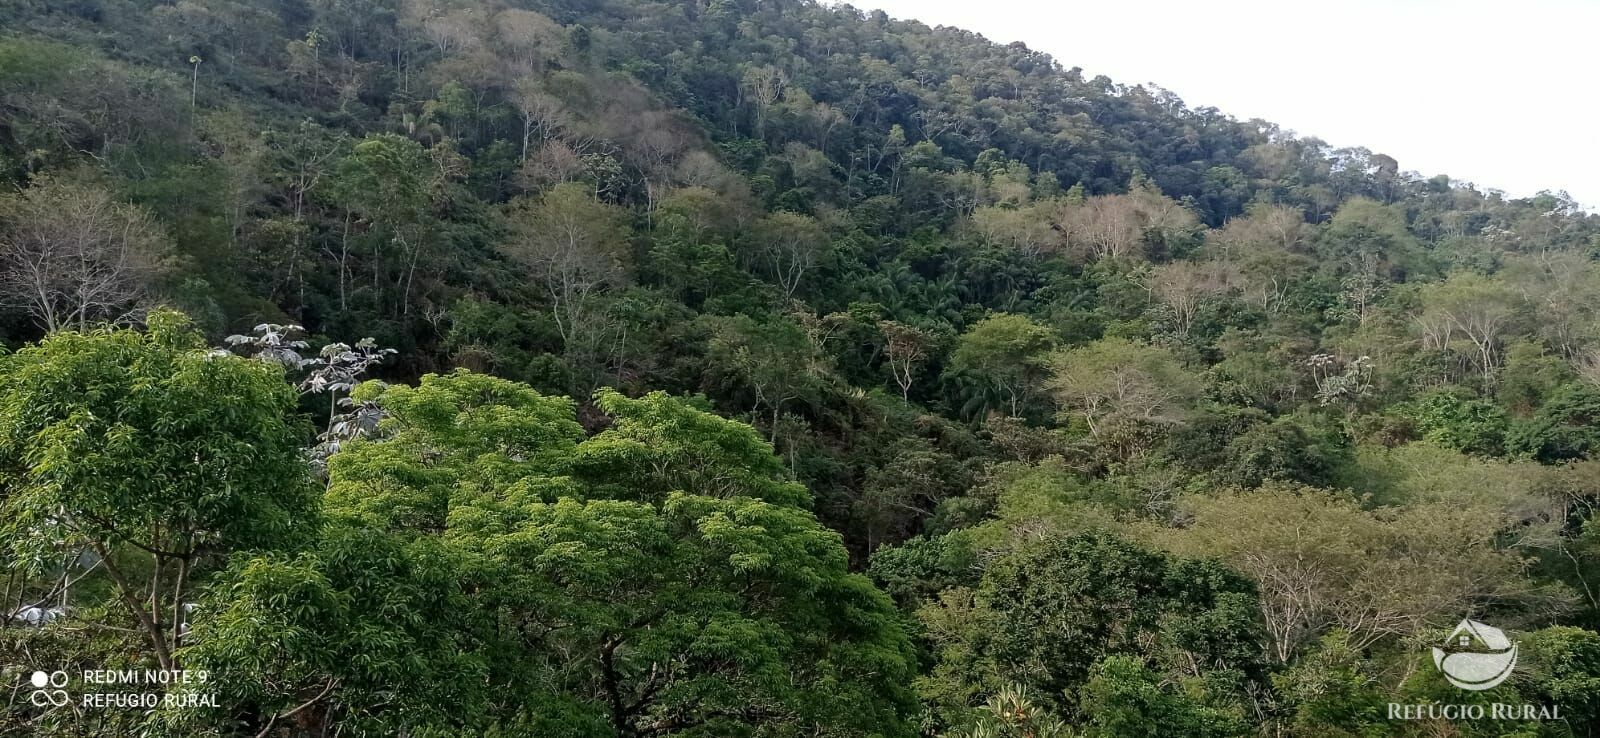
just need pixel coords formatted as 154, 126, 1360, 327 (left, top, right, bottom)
4, 1, 1600, 735
945, 313, 1057, 419
1080, 655, 1250, 738
1047, 337, 1200, 439
0, 312, 315, 668
1519, 626, 1600, 732
574, 387, 812, 506
944, 684, 1071, 738
919, 532, 1265, 723
1214, 411, 1352, 488
245, 370, 913, 736
1508, 383, 1600, 462
1271, 632, 1390, 738
166, 528, 486, 737
1497, 341, 1575, 415
1405, 389, 1511, 456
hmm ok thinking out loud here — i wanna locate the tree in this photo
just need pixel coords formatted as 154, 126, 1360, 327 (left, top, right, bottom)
740, 64, 787, 135
968, 203, 1056, 257
944, 684, 1070, 738
1270, 631, 1390, 737
1051, 193, 1142, 262
1144, 260, 1242, 340
502, 182, 631, 365
0, 173, 168, 332
220, 371, 919, 736
918, 533, 1264, 722
1208, 203, 1309, 314
1046, 338, 1199, 437
1518, 626, 1600, 733
1501, 252, 1600, 360
1080, 656, 1250, 738
1407, 390, 1510, 456
328, 134, 450, 317
1320, 197, 1424, 279
946, 313, 1057, 418
1158, 485, 1568, 662
511, 79, 569, 164
747, 211, 826, 299
703, 314, 828, 444
878, 319, 935, 400
262, 120, 347, 316
1050, 183, 1199, 263
166, 527, 486, 736
0, 312, 315, 671
1416, 272, 1526, 388
1215, 413, 1350, 488
1507, 382, 1600, 462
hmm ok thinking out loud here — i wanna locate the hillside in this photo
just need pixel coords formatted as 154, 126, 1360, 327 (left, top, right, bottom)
2, 1, 1599, 736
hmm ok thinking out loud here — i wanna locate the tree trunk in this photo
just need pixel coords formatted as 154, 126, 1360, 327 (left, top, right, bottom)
92, 540, 174, 670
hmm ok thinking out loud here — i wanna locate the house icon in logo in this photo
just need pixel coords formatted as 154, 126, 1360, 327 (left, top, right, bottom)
1432, 619, 1517, 691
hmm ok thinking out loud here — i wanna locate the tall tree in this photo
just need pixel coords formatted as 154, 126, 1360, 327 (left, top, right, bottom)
502, 182, 631, 373
0, 312, 315, 670
0, 173, 168, 332
1047, 338, 1199, 437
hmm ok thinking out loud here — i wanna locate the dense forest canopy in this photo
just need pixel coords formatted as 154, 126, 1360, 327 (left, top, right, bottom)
2, 0, 1599, 736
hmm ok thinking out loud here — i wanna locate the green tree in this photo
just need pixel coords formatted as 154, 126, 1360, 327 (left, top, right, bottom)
196, 371, 915, 736
1270, 631, 1389, 738
945, 313, 1057, 418
703, 313, 829, 444
944, 684, 1070, 738
1519, 626, 1600, 734
746, 211, 827, 299
502, 183, 632, 362
1406, 389, 1511, 456
919, 533, 1264, 722
328, 133, 452, 318
1080, 656, 1250, 738
1046, 337, 1199, 438
0, 312, 315, 670
166, 528, 487, 736
1508, 383, 1600, 462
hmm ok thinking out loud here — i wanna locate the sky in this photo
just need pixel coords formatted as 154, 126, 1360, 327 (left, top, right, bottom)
835, 0, 1600, 209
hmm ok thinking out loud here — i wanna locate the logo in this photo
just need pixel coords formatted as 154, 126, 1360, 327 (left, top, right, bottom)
1432, 619, 1517, 691
28, 670, 69, 707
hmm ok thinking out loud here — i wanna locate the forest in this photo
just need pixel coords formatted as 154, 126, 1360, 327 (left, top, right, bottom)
1, 0, 1598, 735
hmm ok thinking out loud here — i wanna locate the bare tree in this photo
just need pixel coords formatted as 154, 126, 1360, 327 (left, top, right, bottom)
502, 183, 630, 347
1210, 204, 1309, 314
1145, 260, 1243, 339
491, 8, 564, 76
1417, 272, 1526, 388
1051, 194, 1142, 261
512, 79, 569, 164
0, 174, 167, 332
878, 320, 934, 400
740, 65, 788, 135
968, 202, 1056, 257
749, 211, 826, 299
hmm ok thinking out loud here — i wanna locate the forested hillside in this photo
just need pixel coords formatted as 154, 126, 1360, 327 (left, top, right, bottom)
2, 0, 1599, 736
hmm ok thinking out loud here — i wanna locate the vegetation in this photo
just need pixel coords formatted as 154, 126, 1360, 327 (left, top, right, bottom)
1, 0, 1598, 735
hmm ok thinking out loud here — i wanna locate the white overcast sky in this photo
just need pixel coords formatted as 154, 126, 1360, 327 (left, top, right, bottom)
836, 0, 1600, 209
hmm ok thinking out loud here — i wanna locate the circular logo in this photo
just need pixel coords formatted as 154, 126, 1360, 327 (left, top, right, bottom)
27, 670, 69, 707
1432, 619, 1517, 691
